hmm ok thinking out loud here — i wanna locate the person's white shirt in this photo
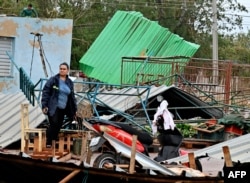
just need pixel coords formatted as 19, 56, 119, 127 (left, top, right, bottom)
152, 97, 175, 135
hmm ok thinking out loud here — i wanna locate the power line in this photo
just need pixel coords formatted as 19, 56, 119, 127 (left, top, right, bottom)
2, 1, 249, 17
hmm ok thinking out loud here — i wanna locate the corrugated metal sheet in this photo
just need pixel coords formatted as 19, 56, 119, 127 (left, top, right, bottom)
166, 133, 250, 164
79, 11, 200, 84
0, 92, 45, 148
94, 85, 170, 113
90, 84, 223, 121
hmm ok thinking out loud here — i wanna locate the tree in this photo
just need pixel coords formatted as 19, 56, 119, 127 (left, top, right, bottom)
1, 0, 249, 68
68, 0, 248, 62
219, 32, 250, 63
154, 0, 248, 58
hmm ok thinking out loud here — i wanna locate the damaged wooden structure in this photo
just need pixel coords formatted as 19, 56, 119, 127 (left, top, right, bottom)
0, 143, 242, 182
0, 85, 247, 182
17, 102, 242, 181
0, 152, 225, 183
20, 103, 89, 161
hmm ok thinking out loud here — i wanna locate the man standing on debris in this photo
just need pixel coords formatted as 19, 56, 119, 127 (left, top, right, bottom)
41, 62, 77, 147
20, 3, 38, 17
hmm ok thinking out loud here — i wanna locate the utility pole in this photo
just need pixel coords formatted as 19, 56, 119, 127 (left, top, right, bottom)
31, 32, 48, 78
212, 0, 218, 84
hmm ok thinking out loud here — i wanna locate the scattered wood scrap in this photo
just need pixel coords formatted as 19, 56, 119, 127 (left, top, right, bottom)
182, 138, 220, 149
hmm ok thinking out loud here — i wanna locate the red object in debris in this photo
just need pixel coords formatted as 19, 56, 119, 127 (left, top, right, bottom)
179, 149, 189, 156
79, 72, 87, 78
92, 124, 145, 153
224, 125, 243, 135
206, 119, 217, 125
180, 149, 189, 167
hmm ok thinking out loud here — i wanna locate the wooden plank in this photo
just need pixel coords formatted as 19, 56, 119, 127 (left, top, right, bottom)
59, 169, 81, 183
57, 153, 72, 162
188, 152, 197, 169
80, 132, 88, 163
129, 135, 137, 174
58, 136, 64, 153
183, 141, 213, 149
24, 139, 29, 153
86, 149, 92, 164
104, 163, 130, 169
52, 140, 56, 157
182, 138, 219, 149
193, 123, 224, 133
66, 134, 71, 151
222, 146, 233, 167
33, 136, 39, 152
21, 104, 29, 152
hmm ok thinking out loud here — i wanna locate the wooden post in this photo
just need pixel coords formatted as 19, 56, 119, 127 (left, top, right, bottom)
188, 152, 197, 169
223, 146, 233, 167
129, 135, 137, 174
80, 132, 88, 163
21, 104, 47, 153
52, 140, 56, 157
34, 136, 39, 152
86, 131, 92, 164
58, 136, 65, 153
59, 169, 81, 183
24, 139, 29, 153
21, 104, 29, 152
66, 134, 71, 152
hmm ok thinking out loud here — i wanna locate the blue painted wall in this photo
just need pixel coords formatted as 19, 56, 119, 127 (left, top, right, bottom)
0, 16, 73, 93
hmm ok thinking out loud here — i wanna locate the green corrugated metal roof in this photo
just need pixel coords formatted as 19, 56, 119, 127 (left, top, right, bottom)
79, 11, 200, 85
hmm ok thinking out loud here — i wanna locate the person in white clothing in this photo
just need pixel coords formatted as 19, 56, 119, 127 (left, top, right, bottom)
152, 95, 183, 162
152, 95, 176, 135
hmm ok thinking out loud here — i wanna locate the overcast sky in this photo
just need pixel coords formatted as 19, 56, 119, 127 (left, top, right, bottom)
237, 0, 250, 33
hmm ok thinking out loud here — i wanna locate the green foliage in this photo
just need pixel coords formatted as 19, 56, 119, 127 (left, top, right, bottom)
218, 33, 250, 64
143, 125, 153, 134
176, 123, 197, 138
1, 0, 249, 69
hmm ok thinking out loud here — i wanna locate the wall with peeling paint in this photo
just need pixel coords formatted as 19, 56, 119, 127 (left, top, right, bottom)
0, 16, 73, 93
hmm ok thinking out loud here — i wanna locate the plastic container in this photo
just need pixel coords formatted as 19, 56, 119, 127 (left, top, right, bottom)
194, 123, 225, 141
224, 125, 243, 135
197, 130, 224, 141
